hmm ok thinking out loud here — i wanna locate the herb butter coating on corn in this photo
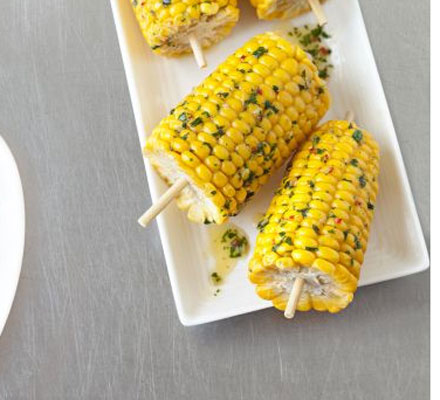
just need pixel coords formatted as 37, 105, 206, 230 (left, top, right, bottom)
144, 32, 330, 224
248, 120, 380, 313
131, 0, 239, 55
250, 0, 326, 20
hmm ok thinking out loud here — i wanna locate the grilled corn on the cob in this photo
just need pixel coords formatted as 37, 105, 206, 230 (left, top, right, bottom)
250, 0, 326, 20
131, 0, 239, 56
144, 32, 330, 224
248, 120, 380, 313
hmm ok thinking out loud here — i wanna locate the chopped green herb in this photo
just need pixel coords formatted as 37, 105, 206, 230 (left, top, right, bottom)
212, 126, 225, 138
178, 112, 188, 122
244, 90, 258, 107
352, 130, 363, 143
190, 117, 203, 127
217, 92, 229, 98
350, 159, 359, 167
257, 216, 270, 232
297, 208, 309, 217
264, 100, 279, 114
312, 225, 320, 234
221, 228, 248, 258
367, 202, 375, 210
272, 85, 279, 93
312, 136, 320, 146
353, 235, 362, 250
211, 272, 222, 283
252, 46, 268, 58
305, 247, 318, 252
359, 175, 367, 188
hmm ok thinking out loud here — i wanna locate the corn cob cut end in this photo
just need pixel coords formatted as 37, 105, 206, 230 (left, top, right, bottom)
250, 0, 326, 20
132, 0, 239, 56
145, 147, 229, 224
249, 120, 380, 313
250, 261, 357, 313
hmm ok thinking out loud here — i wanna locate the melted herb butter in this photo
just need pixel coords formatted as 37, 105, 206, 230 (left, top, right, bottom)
209, 224, 249, 289
288, 24, 333, 80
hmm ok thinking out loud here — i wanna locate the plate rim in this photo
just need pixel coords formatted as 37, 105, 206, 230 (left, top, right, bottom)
0, 135, 25, 335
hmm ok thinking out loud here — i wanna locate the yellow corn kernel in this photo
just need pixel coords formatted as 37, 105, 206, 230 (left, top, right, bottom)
291, 249, 316, 265
222, 161, 237, 176
181, 151, 200, 167
213, 145, 229, 160
205, 155, 221, 171
196, 164, 213, 182
213, 171, 228, 187
222, 183, 236, 197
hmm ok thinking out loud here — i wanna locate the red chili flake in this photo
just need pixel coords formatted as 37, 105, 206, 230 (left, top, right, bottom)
327, 166, 334, 174
355, 200, 362, 206
257, 88, 262, 95
335, 218, 342, 224
240, 55, 246, 60
320, 47, 330, 55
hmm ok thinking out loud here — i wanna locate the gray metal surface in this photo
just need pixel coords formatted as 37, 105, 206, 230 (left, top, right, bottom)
0, 0, 429, 398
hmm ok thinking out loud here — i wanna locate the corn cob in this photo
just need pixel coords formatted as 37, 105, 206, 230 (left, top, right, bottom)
131, 0, 239, 56
143, 32, 330, 224
248, 120, 380, 313
250, 0, 326, 20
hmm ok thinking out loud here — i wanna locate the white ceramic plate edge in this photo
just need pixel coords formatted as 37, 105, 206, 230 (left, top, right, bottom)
0, 136, 25, 335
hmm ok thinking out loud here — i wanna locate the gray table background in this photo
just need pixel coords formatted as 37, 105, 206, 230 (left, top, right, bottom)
0, 0, 430, 399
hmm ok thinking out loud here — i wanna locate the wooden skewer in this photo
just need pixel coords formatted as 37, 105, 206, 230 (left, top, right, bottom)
307, 0, 327, 26
189, 34, 207, 69
345, 111, 354, 123
284, 110, 355, 320
138, 177, 188, 228
284, 277, 305, 319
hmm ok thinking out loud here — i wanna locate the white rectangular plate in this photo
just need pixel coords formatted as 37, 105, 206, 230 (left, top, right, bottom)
111, 0, 429, 325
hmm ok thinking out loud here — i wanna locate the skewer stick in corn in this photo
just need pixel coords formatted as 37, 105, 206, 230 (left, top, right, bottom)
283, 112, 354, 320
284, 277, 305, 319
130, 0, 239, 64
138, 32, 330, 227
307, 0, 327, 25
138, 178, 188, 227
189, 34, 207, 69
